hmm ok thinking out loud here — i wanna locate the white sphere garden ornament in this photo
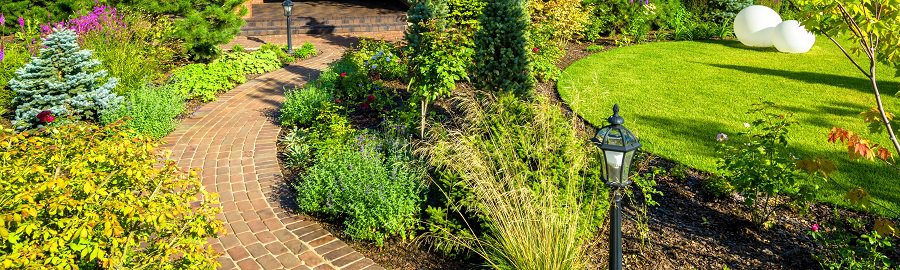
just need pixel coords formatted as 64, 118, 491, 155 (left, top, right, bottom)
772, 20, 815, 53
734, 5, 783, 47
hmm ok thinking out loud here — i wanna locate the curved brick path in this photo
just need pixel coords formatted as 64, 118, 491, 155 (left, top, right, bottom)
163, 35, 390, 270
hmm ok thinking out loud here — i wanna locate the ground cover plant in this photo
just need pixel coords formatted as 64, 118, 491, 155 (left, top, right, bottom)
558, 39, 900, 216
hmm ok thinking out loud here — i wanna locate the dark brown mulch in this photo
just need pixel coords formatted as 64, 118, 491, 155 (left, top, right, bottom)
581, 155, 900, 269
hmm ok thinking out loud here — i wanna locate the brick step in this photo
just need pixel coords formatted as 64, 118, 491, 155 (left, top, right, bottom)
240, 23, 406, 36
244, 15, 406, 28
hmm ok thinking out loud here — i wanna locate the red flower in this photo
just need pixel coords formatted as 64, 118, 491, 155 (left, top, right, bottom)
360, 103, 371, 110
335, 98, 343, 104
36, 110, 55, 123
340, 72, 348, 78
366, 95, 376, 103
811, 224, 820, 232
532, 47, 540, 53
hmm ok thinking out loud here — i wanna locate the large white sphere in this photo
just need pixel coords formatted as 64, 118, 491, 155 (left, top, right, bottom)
772, 20, 815, 53
734, 5, 783, 47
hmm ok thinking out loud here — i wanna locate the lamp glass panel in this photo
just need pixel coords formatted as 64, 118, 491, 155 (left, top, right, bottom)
283, 5, 292, 16
606, 128, 624, 147
604, 149, 624, 184
620, 150, 635, 184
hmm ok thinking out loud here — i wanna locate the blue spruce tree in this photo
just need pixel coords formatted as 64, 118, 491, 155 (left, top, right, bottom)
9, 29, 122, 130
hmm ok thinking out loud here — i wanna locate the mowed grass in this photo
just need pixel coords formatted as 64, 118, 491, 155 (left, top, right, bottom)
558, 39, 900, 217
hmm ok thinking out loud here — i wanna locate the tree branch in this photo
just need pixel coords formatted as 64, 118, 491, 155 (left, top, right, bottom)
825, 33, 871, 77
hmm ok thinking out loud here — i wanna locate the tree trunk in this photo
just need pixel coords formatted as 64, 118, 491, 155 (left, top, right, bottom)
420, 99, 427, 138
868, 59, 900, 156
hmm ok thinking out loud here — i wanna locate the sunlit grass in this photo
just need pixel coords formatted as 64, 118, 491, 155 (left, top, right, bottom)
558, 39, 900, 217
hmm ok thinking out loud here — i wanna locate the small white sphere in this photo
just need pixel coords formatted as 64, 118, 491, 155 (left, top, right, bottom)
734, 5, 783, 47
772, 20, 816, 53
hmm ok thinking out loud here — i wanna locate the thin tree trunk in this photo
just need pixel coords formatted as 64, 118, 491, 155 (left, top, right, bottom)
421, 99, 427, 138
868, 60, 900, 155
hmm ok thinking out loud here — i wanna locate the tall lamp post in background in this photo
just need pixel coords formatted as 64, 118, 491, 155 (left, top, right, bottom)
282, 0, 295, 54
591, 104, 641, 270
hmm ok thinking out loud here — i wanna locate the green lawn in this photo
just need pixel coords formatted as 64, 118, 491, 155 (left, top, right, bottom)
558, 39, 900, 217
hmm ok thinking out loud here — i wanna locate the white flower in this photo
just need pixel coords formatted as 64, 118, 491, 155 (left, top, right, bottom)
716, 133, 728, 142
743, 122, 751, 128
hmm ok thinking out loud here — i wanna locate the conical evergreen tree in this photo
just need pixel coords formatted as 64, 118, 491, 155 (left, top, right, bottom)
9, 29, 121, 129
473, 0, 533, 97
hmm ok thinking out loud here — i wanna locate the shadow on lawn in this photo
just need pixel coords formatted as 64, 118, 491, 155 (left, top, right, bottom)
706, 63, 898, 96
638, 114, 731, 160
699, 39, 780, 53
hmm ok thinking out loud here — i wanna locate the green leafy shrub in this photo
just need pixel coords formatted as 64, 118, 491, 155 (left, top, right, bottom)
716, 103, 821, 225
169, 63, 240, 102
810, 216, 896, 269
231, 44, 246, 53
355, 40, 406, 81
291, 128, 425, 246
9, 29, 123, 130
170, 48, 283, 102
220, 50, 282, 75
106, 85, 185, 139
325, 41, 405, 103
259, 43, 294, 64
528, 24, 564, 82
292, 42, 318, 59
406, 0, 471, 136
0, 122, 224, 269
280, 85, 333, 127
473, 0, 533, 96
426, 93, 606, 266
0, 43, 30, 116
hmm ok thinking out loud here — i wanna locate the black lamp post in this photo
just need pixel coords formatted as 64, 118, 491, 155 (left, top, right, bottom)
282, 0, 295, 54
591, 104, 641, 270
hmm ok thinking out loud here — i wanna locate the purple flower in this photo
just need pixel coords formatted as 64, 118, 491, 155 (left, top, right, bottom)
17, 17, 24, 28
715, 133, 728, 142
0, 47, 5, 63
0, 14, 6, 26
39, 5, 126, 36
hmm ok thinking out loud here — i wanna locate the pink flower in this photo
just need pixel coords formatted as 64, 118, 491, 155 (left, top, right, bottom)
811, 224, 820, 232
335, 98, 343, 104
17, 16, 24, 28
37, 110, 55, 123
532, 47, 539, 53
0, 14, 6, 26
340, 72, 348, 78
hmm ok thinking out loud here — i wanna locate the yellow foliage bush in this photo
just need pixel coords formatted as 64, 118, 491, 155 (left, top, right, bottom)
530, 0, 590, 43
0, 123, 224, 269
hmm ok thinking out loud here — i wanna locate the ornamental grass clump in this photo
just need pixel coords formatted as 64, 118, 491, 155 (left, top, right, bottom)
0, 122, 224, 269
426, 93, 606, 269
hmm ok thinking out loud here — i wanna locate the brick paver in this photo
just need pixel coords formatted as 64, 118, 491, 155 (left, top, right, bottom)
163, 34, 396, 269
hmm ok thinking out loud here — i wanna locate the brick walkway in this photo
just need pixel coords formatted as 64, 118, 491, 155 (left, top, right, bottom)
163, 35, 391, 270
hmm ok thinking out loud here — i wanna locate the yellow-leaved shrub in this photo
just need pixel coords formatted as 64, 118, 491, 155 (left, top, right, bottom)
0, 122, 224, 269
